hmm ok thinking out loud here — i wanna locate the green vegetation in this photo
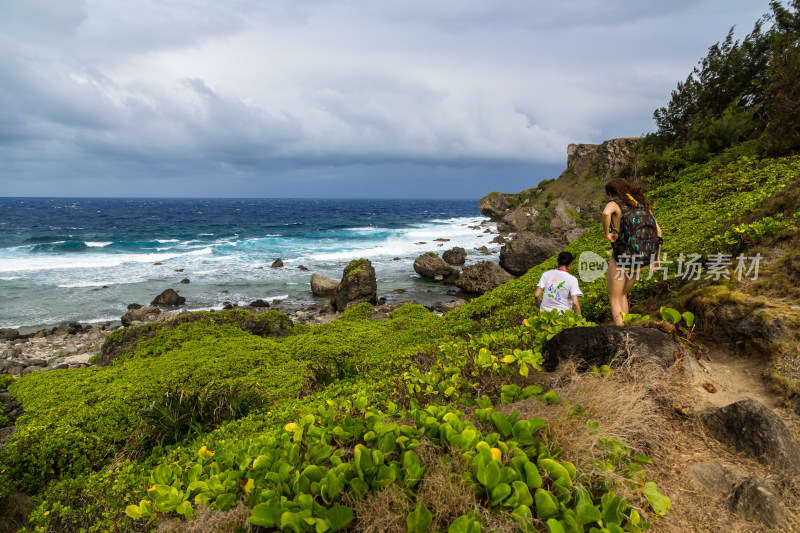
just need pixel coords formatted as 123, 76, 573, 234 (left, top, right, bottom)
3, 3, 800, 531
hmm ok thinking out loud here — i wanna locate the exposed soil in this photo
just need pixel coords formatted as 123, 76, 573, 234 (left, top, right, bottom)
651, 344, 800, 532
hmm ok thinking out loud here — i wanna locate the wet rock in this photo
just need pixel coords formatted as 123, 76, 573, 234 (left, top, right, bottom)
180, 278, 190, 284
702, 399, 800, 473
442, 247, 467, 266
271, 259, 284, 268
249, 299, 270, 308
150, 289, 186, 306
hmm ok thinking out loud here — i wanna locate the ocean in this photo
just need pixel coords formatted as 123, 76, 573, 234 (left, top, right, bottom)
0, 198, 497, 331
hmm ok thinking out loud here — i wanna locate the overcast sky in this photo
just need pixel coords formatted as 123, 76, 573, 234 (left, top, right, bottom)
0, 0, 773, 199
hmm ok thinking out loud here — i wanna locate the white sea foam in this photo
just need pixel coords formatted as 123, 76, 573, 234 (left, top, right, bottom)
85, 242, 113, 247
0, 248, 214, 273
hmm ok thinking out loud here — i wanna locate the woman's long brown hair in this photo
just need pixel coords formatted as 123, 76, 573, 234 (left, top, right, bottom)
605, 178, 650, 210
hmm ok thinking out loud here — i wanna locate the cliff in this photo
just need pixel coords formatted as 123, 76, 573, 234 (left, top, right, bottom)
479, 137, 639, 241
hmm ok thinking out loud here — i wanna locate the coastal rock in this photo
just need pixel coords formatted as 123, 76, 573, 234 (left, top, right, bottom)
441, 299, 467, 313
478, 193, 511, 217
150, 289, 186, 307
413, 253, 460, 283
310, 273, 339, 297
729, 477, 786, 528
702, 399, 800, 473
455, 261, 514, 294
121, 306, 162, 327
541, 325, 687, 372
330, 259, 378, 312
498, 207, 533, 233
549, 199, 579, 234
442, 247, 467, 266
272, 259, 284, 268
499, 232, 560, 276
566, 227, 588, 243
127, 303, 143, 310
567, 137, 638, 180
180, 278, 190, 284
0, 329, 19, 341
298, 265, 309, 271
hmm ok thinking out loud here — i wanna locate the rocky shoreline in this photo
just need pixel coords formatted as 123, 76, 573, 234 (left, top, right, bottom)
0, 286, 474, 379
0, 213, 556, 379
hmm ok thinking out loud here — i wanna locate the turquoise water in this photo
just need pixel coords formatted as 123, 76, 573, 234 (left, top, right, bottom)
0, 198, 497, 329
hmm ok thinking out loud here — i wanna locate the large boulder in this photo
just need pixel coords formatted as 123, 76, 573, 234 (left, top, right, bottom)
413, 253, 460, 283
121, 306, 161, 327
150, 289, 186, 306
456, 261, 514, 294
541, 325, 687, 372
310, 273, 339, 297
331, 259, 378, 312
442, 247, 467, 266
499, 232, 561, 276
478, 192, 510, 217
498, 207, 535, 233
702, 399, 800, 473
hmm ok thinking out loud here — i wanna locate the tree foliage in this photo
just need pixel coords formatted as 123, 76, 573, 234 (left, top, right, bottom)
650, 1, 800, 158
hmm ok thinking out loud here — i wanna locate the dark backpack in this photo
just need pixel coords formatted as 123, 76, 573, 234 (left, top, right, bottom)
612, 198, 660, 264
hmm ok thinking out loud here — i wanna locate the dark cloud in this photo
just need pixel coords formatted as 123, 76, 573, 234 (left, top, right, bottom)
0, 0, 774, 197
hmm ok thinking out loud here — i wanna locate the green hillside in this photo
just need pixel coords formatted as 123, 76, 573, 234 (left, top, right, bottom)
2, 2, 800, 532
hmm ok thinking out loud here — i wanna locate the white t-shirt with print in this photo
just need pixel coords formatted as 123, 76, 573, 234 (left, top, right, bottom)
537, 268, 583, 312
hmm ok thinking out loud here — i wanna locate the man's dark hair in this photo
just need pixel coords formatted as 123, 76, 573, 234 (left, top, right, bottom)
557, 251, 574, 267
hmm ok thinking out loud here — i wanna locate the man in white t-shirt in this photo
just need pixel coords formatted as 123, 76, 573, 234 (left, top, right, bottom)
534, 252, 583, 314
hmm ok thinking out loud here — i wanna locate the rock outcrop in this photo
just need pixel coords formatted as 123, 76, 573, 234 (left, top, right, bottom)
478, 193, 510, 217
413, 253, 460, 282
330, 259, 378, 312
310, 273, 339, 297
499, 232, 560, 276
455, 261, 514, 294
702, 399, 800, 473
566, 137, 638, 180
150, 289, 186, 306
121, 306, 161, 327
442, 247, 467, 266
541, 325, 691, 372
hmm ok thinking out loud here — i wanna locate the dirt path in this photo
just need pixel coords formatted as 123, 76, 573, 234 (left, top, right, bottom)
690, 345, 782, 410
653, 342, 800, 532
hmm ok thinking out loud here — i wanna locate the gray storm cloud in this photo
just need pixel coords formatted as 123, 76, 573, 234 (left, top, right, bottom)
0, 0, 773, 197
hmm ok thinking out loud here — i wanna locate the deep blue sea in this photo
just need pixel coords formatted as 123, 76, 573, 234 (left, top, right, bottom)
0, 198, 497, 330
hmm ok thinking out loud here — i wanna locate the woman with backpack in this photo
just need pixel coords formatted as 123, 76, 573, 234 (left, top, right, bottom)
602, 178, 663, 325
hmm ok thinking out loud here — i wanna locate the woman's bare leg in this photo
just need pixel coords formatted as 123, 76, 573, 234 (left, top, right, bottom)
607, 258, 629, 325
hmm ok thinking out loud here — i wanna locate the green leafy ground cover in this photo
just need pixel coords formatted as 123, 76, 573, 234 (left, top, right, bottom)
2, 145, 799, 531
